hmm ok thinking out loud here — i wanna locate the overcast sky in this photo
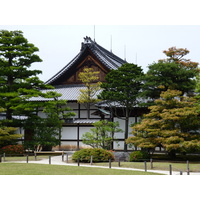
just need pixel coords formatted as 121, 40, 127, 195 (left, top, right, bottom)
1, 25, 200, 82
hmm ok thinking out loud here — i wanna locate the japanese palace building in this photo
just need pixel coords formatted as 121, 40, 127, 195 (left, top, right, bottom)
26, 36, 147, 151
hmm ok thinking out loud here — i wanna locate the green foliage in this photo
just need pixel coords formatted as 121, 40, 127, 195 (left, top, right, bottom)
195, 75, 200, 113
72, 148, 114, 163
82, 120, 123, 150
98, 63, 144, 151
0, 30, 53, 122
0, 107, 22, 148
129, 151, 150, 162
0, 126, 21, 148
126, 89, 200, 157
0, 144, 24, 155
78, 67, 102, 118
143, 47, 199, 104
24, 97, 75, 151
143, 62, 197, 102
99, 63, 144, 107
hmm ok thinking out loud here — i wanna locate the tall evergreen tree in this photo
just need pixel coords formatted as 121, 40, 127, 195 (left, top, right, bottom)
0, 30, 53, 124
98, 63, 144, 151
143, 47, 199, 103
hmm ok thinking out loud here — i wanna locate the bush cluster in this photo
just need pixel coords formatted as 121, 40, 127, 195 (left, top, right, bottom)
129, 151, 150, 162
0, 145, 24, 155
72, 148, 114, 163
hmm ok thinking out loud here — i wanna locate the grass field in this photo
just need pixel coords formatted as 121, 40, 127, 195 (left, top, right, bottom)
2, 155, 49, 161
93, 161, 200, 172
0, 163, 163, 175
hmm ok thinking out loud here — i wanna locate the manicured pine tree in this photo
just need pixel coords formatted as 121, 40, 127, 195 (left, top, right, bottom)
98, 63, 144, 151
82, 120, 123, 150
0, 107, 21, 148
0, 30, 53, 125
126, 89, 200, 157
142, 47, 199, 103
23, 91, 76, 151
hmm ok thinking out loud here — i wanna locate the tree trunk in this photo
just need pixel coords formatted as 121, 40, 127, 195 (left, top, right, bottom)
87, 103, 90, 119
124, 107, 129, 152
6, 108, 13, 121
168, 150, 176, 159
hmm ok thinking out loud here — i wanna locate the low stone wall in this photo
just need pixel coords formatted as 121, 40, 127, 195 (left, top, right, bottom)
114, 152, 130, 161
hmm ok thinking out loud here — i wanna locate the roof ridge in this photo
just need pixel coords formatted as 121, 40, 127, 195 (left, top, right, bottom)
82, 36, 127, 64
93, 42, 127, 67
46, 36, 126, 85
90, 44, 120, 69
45, 51, 83, 84
95, 42, 126, 63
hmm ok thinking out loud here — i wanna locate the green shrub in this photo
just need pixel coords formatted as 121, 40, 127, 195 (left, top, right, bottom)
72, 148, 114, 163
0, 145, 24, 155
129, 151, 150, 162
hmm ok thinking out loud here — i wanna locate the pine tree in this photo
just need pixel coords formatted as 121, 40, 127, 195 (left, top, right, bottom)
0, 107, 21, 148
99, 63, 144, 151
23, 91, 76, 151
82, 120, 122, 150
0, 30, 53, 124
126, 89, 200, 157
77, 67, 101, 118
143, 47, 199, 103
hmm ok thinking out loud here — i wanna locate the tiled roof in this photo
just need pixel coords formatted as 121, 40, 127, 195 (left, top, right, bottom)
45, 36, 127, 85
73, 119, 99, 124
29, 85, 102, 101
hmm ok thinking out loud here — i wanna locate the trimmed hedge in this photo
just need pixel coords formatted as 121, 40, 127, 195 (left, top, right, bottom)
0, 145, 24, 155
72, 148, 114, 163
129, 151, 150, 162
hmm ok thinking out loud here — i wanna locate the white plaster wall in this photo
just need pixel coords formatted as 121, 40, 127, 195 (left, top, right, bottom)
80, 110, 88, 118
79, 126, 93, 138
61, 127, 77, 139
113, 141, 124, 150
113, 117, 137, 138
67, 102, 78, 109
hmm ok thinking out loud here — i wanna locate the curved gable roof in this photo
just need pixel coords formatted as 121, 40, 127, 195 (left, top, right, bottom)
46, 36, 127, 85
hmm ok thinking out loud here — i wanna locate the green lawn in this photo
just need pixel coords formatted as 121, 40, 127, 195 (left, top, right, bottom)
2, 155, 49, 162
93, 161, 200, 172
0, 163, 162, 175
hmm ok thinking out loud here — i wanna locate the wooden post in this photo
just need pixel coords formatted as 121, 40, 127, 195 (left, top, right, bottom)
66, 153, 68, 163
62, 151, 64, 162
118, 157, 121, 167
77, 158, 80, 166
0, 155, 2, 163
150, 158, 153, 169
26, 155, 29, 163
169, 164, 172, 175
187, 160, 190, 175
49, 156, 51, 164
90, 155, 93, 165
3, 153, 5, 162
144, 161, 147, 172
180, 171, 183, 175
109, 159, 111, 168
34, 153, 37, 161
